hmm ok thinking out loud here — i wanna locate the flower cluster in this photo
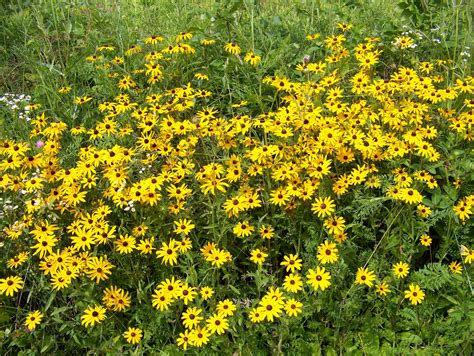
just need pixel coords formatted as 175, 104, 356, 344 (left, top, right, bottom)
0, 23, 472, 351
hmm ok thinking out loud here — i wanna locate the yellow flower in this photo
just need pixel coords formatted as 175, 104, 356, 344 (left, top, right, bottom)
448, 261, 463, 274
417, 204, 432, 218
249, 308, 265, 323
173, 218, 195, 236
306, 266, 331, 291
375, 282, 391, 296
259, 225, 275, 239
393, 262, 410, 279
394, 36, 414, 49
123, 327, 143, 344
404, 284, 425, 305
177, 329, 192, 350
200, 286, 214, 300
250, 248, 268, 266
324, 216, 346, 236
73, 96, 92, 105
461, 246, 474, 264
216, 299, 237, 317
420, 234, 432, 247
0, 275, 24, 296
281, 254, 303, 273
317, 240, 339, 264
24, 310, 44, 330
182, 307, 203, 329
176, 31, 192, 42
306, 33, 320, 40
58, 86, 72, 94
311, 196, 336, 218
224, 42, 241, 55
156, 241, 179, 265
81, 305, 106, 327
86, 256, 114, 283
233, 220, 255, 237
336, 23, 352, 32
201, 39, 216, 46
283, 273, 303, 293
355, 267, 376, 287
7, 252, 28, 269
145, 35, 163, 44
244, 52, 261, 66
189, 326, 211, 347
206, 313, 229, 335
284, 298, 303, 317
194, 72, 209, 80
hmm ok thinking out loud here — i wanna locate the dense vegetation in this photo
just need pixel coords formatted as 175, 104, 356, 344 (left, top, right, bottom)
0, 0, 472, 354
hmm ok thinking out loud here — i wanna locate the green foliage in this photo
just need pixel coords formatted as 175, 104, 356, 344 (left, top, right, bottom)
0, 0, 473, 355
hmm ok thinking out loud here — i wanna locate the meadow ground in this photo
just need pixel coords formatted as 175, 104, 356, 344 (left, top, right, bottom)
0, 0, 473, 354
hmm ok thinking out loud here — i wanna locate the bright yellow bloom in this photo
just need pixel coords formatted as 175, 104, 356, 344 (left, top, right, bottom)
284, 298, 303, 317
355, 267, 376, 287
404, 284, 425, 305
0, 275, 24, 296
393, 262, 410, 279
306, 266, 331, 291
244, 52, 261, 66
250, 248, 268, 266
311, 196, 336, 218
281, 254, 303, 273
173, 219, 195, 236
81, 305, 106, 327
224, 42, 241, 54
24, 310, 44, 330
317, 240, 339, 264
375, 282, 391, 296
123, 327, 143, 344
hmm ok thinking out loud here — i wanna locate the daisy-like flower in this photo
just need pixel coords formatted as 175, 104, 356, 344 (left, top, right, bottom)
145, 35, 163, 44
216, 299, 236, 317
206, 313, 229, 335
24, 310, 44, 330
259, 225, 275, 239
0, 275, 24, 296
355, 267, 376, 287
200, 286, 214, 300
81, 305, 106, 327
284, 298, 303, 317
393, 261, 410, 279
311, 196, 336, 218
306, 266, 331, 291
317, 240, 339, 264
461, 246, 474, 264
420, 234, 432, 247
233, 221, 255, 237
283, 273, 303, 293
156, 241, 179, 265
306, 33, 320, 40
244, 52, 261, 66
182, 307, 203, 330
173, 218, 195, 236
177, 329, 191, 350
404, 284, 425, 305
281, 254, 303, 273
224, 42, 241, 55
249, 308, 265, 323
375, 282, 391, 296
250, 248, 268, 266
123, 327, 143, 344
324, 215, 346, 235
448, 261, 463, 274
74, 96, 92, 105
